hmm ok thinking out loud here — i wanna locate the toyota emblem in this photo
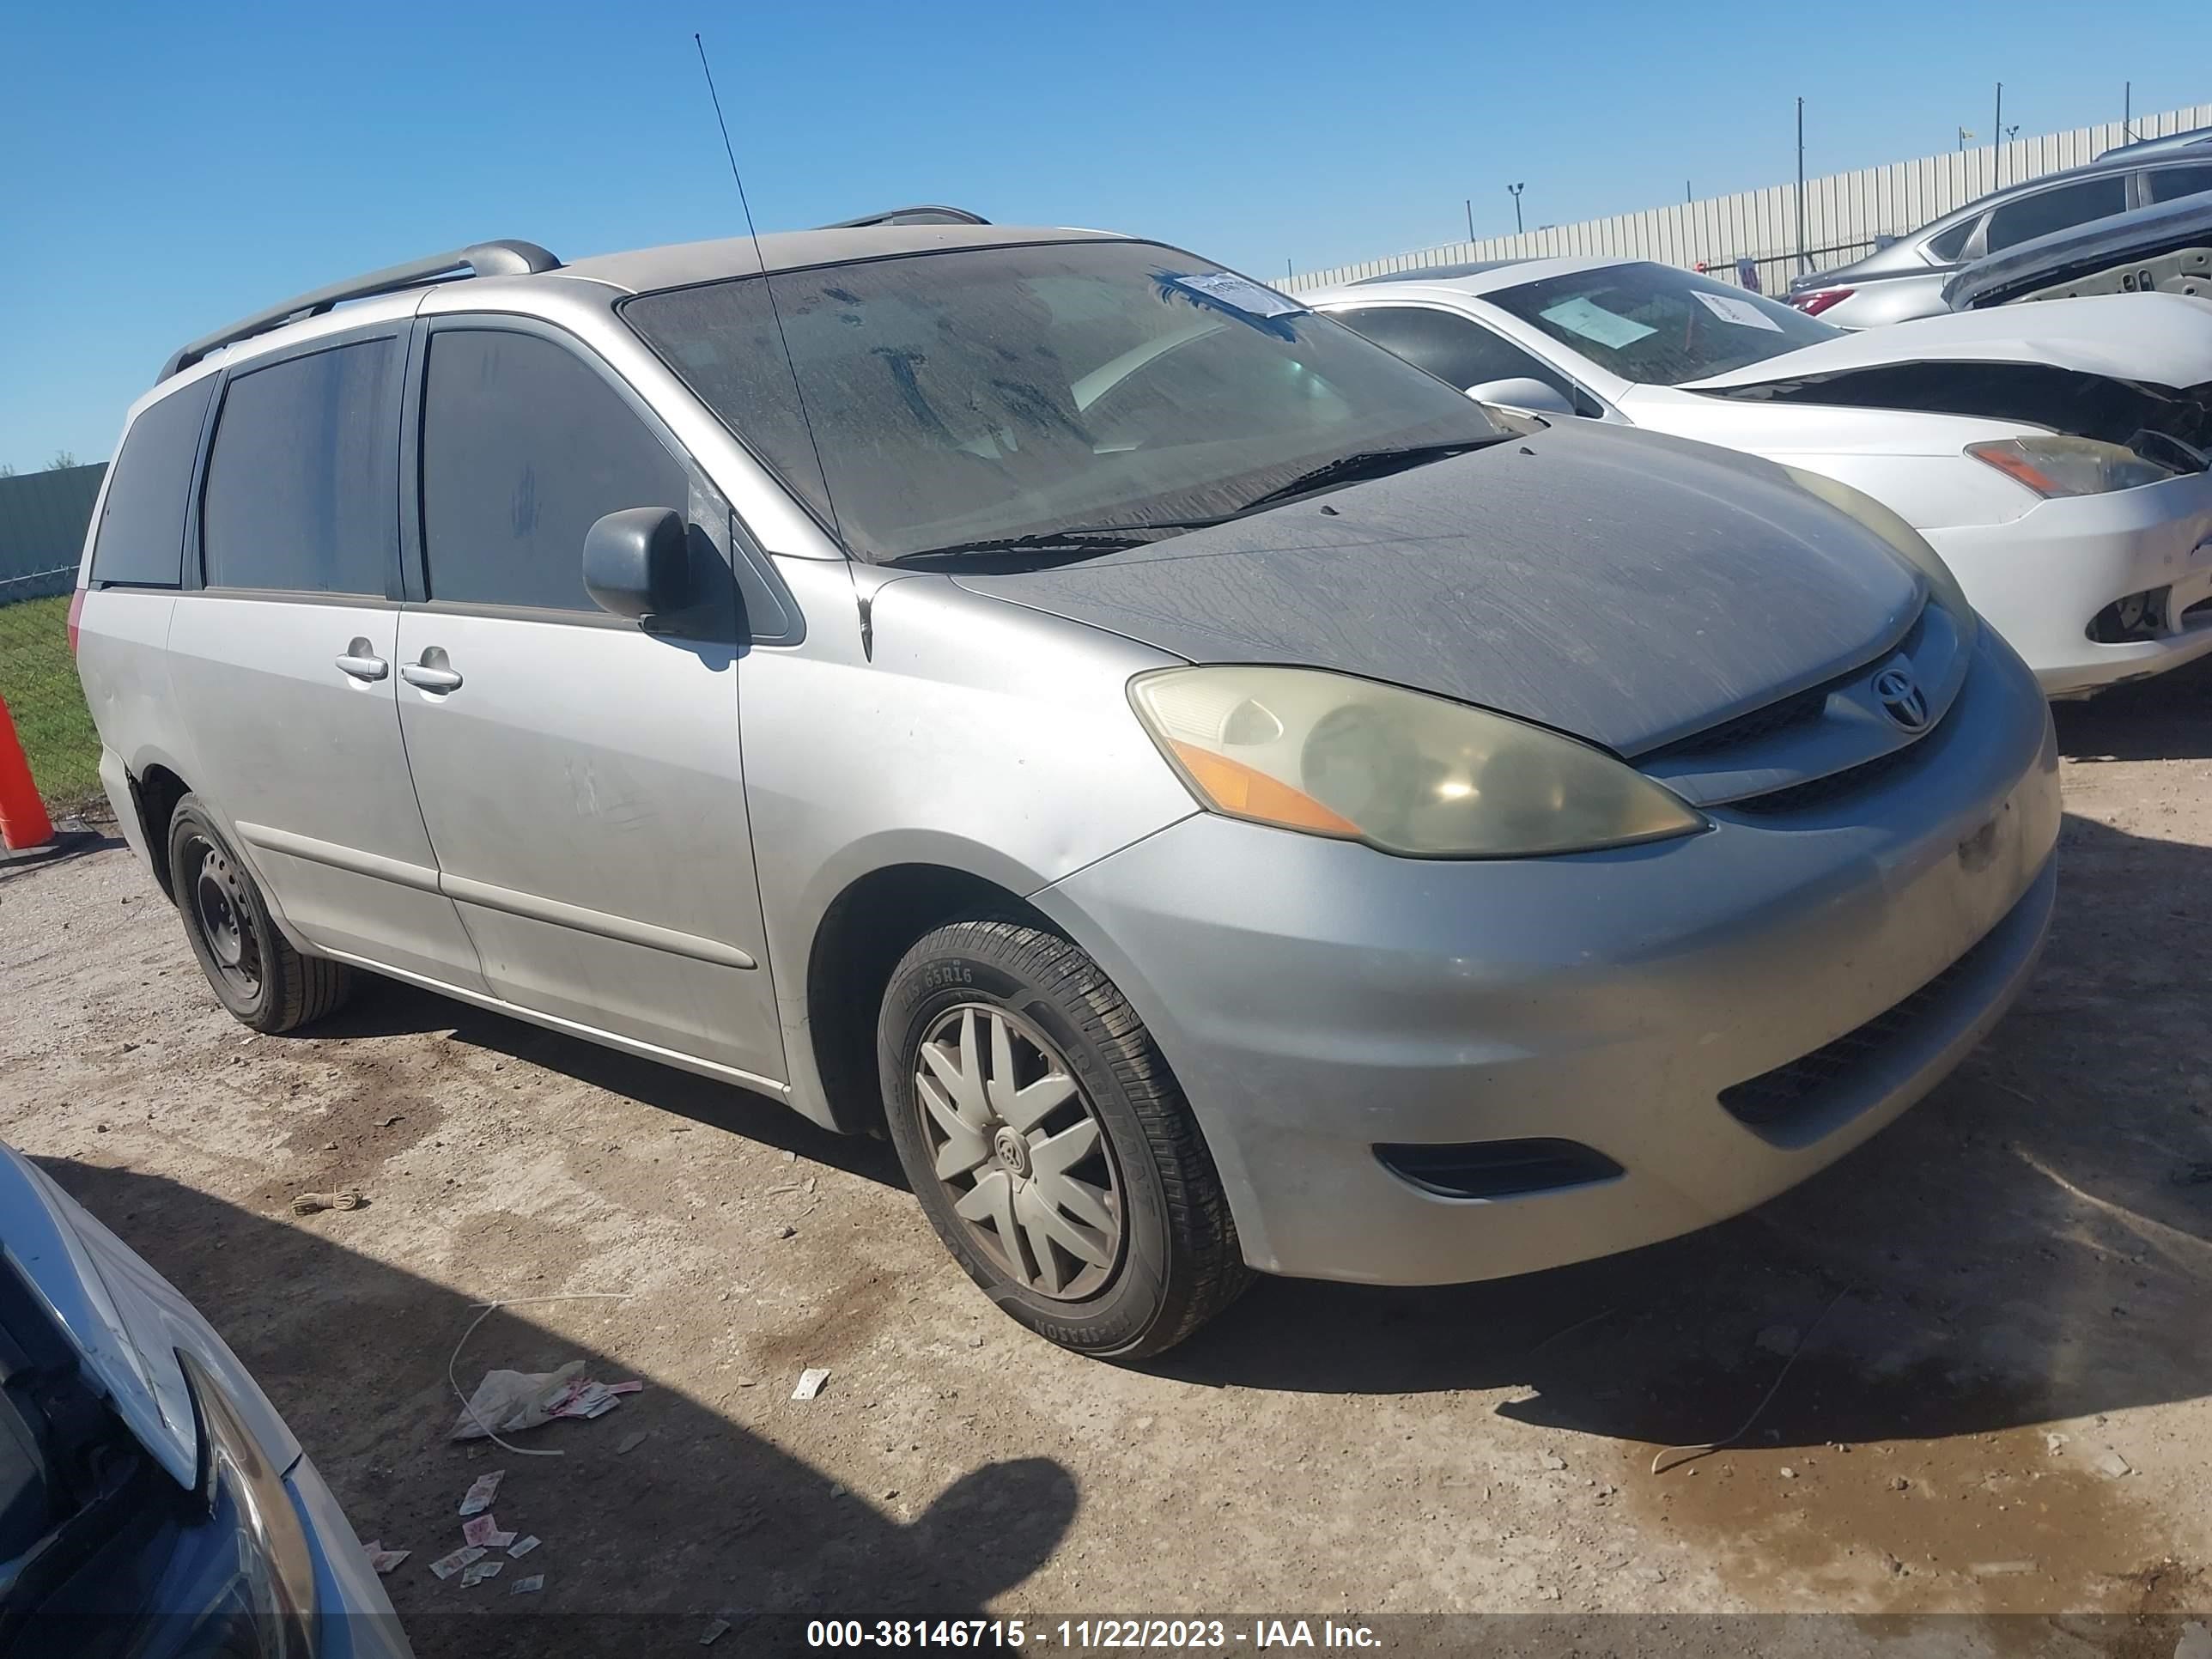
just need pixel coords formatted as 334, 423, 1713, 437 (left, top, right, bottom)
1875, 665, 1930, 732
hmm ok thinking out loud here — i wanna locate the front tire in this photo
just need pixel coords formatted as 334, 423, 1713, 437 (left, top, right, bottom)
167, 795, 353, 1034
878, 918, 1251, 1359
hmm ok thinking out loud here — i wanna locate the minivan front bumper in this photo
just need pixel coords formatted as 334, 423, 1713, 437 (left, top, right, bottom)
1034, 629, 2059, 1285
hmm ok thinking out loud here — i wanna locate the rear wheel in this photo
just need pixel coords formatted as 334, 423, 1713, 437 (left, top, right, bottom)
167, 796, 352, 1033
878, 918, 1251, 1358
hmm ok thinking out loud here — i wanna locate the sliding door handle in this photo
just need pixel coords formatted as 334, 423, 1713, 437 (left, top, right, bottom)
400, 660, 463, 692
335, 639, 388, 682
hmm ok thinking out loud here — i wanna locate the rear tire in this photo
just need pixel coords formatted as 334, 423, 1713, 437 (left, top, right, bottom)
167, 795, 352, 1034
878, 917, 1251, 1359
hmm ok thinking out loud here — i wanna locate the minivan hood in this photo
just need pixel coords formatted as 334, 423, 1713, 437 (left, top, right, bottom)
953, 422, 1922, 757
1684, 293, 2212, 390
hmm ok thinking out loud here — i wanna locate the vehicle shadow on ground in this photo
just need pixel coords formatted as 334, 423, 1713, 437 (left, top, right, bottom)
37, 1158, 1074, 1659
2051, 647, 2212, 763
297, 979, 908, 1192
1156, 807, 2212, 1458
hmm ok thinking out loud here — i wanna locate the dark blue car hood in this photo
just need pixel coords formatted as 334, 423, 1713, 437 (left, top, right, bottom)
953, 420, 1923, 757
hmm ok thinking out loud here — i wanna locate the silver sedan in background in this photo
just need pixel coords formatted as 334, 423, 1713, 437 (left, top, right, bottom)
77, 228, 2059, 1358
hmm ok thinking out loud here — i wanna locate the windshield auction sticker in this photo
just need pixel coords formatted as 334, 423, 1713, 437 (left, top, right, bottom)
1691, 289, 1784, 331
1162, 271, 1305, 319
1537, 295, 1656, 348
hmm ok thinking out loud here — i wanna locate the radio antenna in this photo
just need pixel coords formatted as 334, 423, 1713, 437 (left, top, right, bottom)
692, 33, 845, 555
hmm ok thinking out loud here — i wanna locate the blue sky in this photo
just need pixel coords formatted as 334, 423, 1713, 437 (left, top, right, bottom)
4, 0, 2206, 471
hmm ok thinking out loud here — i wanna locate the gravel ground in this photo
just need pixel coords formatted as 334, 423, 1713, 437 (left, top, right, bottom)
2, 659, 2209, 1656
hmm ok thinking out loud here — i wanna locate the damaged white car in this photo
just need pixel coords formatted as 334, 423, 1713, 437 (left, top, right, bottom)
1314, 258, 2212, 696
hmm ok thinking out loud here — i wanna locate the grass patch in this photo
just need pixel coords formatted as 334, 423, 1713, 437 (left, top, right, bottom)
0, 595, 102, 813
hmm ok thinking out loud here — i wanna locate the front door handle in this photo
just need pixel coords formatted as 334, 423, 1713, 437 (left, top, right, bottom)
335, 639, 388, 682
400, 649, 463, 693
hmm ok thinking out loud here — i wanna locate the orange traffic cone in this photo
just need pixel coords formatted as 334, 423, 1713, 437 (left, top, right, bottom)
0, 695, 55, 852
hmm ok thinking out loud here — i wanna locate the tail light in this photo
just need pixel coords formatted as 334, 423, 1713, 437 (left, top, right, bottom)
66, 589, 85, 655
1789, 288, 1854, 318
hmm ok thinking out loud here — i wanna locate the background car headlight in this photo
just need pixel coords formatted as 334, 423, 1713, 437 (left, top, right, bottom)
1128, 665, 1705, 857
180, 1348, 317, 1657
1780, 463, 1978, 650
1965, 434, 2176, 497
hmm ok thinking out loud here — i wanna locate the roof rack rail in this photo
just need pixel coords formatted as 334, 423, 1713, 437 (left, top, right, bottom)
817, 205, 991, 229
156, 239, 562, 383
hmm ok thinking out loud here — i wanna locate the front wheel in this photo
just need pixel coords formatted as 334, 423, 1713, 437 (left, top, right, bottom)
878, 918, 1251, 1359
167, 795, 353, 1034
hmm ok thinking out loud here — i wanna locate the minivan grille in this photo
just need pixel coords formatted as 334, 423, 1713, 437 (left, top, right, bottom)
1722, 739, 1924, 816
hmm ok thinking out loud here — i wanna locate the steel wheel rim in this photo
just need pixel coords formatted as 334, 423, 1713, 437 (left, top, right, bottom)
187, 837, 261, 998
912, 1002, 1124, 1301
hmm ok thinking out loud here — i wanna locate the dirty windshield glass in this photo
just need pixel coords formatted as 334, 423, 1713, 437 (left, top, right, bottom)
1486, 261, 1838, 386
621, 240, 1498, 562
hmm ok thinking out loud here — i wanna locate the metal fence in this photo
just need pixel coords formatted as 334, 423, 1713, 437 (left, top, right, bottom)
1285, 101, 2212, 293
0, 464, 104, 607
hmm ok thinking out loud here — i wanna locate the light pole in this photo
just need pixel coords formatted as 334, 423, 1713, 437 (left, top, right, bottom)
1507, 182, 1526, 235
1994, 83, 2002, 185
1795, 97, 1807, 275
1465, 198, 1474, 240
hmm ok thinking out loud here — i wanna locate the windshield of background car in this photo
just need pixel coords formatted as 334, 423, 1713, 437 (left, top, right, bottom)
620, 240, 1499, 561
1486, 262, 1840, 386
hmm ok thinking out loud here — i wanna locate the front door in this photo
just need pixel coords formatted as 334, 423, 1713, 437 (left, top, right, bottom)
164, 326, 487, 990
392, 320, 786, 1086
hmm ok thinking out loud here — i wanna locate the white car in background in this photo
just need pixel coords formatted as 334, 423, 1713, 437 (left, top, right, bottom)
1310, 258, 2212, 696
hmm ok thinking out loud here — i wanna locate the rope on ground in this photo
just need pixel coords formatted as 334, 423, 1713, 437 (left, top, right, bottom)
1650, 1286, 1848, 1476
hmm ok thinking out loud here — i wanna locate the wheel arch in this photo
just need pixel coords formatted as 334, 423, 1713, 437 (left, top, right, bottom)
801, 860, 1054, 1135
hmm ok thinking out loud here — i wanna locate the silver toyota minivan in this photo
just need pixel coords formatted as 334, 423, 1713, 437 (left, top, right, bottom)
74, 219, 2060, 1358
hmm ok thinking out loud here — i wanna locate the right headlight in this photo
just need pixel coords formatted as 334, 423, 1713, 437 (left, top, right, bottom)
1966, 434, 2175, 498
1128, 665, 1705, 858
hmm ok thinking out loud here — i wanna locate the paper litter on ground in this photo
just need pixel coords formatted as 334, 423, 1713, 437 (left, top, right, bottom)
462, 1513, 516, 1548
791, 1367, 830, 1401
461, 1556, 506, 1588
551, 1379, 623, 1420
700, 1617, 732, 1646
430, 1545, 487, 1580
458, 1470, 505, 1516
509, 1534, 541, 1558
362, 1541, 410, 1576
512, 1574, 544, 1595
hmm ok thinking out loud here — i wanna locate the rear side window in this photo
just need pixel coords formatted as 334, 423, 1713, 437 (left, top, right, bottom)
1328, 306, 1582, 403
1923, 219, 1978, 262
89, 379, 217, 587
1983, 176, 2129, 253
2144, 162, 2212, 204
418, 330, 688, 612
201, 339, 399, 594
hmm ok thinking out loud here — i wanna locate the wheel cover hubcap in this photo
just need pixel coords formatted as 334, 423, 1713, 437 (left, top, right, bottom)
912, 1003, 1123, 1301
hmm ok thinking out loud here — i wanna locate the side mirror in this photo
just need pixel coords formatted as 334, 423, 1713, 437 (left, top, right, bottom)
1465, 377, 1577, 417
583, 507, 690, 620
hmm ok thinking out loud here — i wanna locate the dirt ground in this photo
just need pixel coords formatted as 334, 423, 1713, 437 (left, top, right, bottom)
3, 658, 2209, 1656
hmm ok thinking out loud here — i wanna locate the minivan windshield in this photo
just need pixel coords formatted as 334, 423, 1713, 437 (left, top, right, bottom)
622, 240, 1501, 562
1486, 261, 1839, 386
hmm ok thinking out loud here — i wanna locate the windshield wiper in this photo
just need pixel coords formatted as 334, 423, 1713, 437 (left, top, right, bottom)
1232, 440, 1497, 514
889, 517, 1231, 566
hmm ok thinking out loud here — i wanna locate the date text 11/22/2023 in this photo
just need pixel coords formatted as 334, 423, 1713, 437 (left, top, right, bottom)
804, 1620, 1383, 1650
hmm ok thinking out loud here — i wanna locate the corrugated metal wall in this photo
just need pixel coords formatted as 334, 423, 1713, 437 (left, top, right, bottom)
1285, 102, 2212, 295
0, 464, 104, 606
